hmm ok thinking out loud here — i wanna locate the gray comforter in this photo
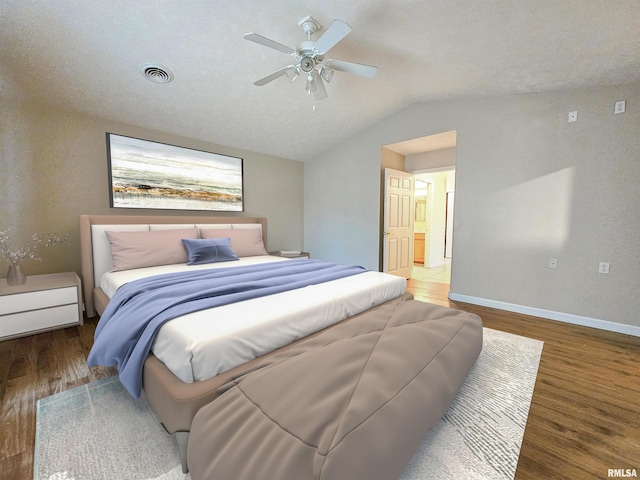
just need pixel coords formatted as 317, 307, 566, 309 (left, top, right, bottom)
187, 295, 483, 480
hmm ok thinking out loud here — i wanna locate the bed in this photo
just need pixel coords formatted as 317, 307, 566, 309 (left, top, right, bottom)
79, 214, 411, 472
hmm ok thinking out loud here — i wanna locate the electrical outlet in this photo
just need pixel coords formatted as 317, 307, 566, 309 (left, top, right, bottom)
614, 101, 626, 114
548, 258, 557, 269
598, 262, 610, 274
568, 111, 578, 122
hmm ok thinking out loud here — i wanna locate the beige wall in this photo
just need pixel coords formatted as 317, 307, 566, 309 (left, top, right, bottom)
0, 100, 304, 278
380, 147, 405, 171
305, 81, 640, 331
405, 147, 456, 171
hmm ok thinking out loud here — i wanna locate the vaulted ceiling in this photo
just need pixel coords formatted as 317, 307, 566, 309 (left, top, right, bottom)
1, 1, 639, 161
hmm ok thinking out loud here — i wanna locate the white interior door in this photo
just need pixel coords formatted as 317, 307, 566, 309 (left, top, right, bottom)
383, 168, 415, 278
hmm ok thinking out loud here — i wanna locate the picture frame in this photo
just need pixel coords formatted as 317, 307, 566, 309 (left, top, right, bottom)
106, 133, 244, 212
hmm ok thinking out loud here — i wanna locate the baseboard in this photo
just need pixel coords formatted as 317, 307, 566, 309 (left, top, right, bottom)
448, 292, 640, 338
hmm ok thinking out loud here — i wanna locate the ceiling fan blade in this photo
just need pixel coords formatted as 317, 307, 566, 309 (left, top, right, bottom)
254, 65, 294, 86
243, 33, 296, 55
325, 59, 378, 78
312, 70, 328, 101
314, 20, 351, 55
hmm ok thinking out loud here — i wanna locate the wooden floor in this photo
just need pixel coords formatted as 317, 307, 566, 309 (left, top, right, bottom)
409, 280, 640, 480
0, 316, 116, 480
1, 279, 639, 479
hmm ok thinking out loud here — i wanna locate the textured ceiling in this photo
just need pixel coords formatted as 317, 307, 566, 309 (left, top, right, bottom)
1, 1, 639, 161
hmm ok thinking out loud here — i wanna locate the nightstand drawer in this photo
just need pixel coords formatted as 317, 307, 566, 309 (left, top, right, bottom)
0, 304, 79, 338
0, 286, 77, 315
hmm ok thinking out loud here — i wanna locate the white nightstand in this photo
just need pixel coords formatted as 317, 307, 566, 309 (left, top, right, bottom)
0, 272, 83, 341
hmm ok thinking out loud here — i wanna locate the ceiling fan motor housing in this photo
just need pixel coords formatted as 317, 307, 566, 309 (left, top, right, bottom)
300, 56, 315, 72
297, 40, 318, 72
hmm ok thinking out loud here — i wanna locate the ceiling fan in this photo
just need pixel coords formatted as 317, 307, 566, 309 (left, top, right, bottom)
243, 15, 378, 101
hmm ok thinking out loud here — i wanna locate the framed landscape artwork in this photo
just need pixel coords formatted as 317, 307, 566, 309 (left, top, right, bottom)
107, 133, 244, 211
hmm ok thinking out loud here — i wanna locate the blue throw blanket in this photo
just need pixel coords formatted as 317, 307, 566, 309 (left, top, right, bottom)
88, 259, 366, 397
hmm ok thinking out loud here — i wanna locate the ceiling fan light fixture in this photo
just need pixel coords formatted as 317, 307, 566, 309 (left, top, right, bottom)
305, 73, 316, 95
286, 66, 300, 83
320, 67, 334, 83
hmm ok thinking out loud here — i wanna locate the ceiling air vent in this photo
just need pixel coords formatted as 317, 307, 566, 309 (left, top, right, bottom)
141, 64, 174, 84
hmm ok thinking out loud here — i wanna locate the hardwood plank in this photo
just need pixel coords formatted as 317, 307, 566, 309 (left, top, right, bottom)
1, 281, 639, 480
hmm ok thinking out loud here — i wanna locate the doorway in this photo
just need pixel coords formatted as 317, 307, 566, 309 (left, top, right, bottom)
382, 130, 457, 285
411, 170, 454, 284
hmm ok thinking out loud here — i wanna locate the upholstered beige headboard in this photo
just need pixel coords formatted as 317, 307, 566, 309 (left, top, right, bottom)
79, 214, 268, 318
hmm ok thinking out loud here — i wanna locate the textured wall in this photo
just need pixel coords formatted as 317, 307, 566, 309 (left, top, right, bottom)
305, 82, 640, 329
0, 101, 303, 278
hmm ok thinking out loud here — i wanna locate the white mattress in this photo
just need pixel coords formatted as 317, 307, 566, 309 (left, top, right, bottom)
100, 256, 407, 383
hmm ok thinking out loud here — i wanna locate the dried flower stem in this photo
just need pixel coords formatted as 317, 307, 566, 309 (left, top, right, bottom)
0, 229, 69, 265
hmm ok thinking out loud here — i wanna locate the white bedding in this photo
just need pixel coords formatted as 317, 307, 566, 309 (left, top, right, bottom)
100, 256, 406, 383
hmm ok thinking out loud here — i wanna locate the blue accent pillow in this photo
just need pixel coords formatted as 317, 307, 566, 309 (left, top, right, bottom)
181, 237, 239, 265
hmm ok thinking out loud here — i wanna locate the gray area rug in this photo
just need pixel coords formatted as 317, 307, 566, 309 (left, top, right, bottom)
35, 327, 543, 480
399, 327, 543, 480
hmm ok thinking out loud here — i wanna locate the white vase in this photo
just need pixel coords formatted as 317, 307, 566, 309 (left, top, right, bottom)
7, 263, 26, 286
